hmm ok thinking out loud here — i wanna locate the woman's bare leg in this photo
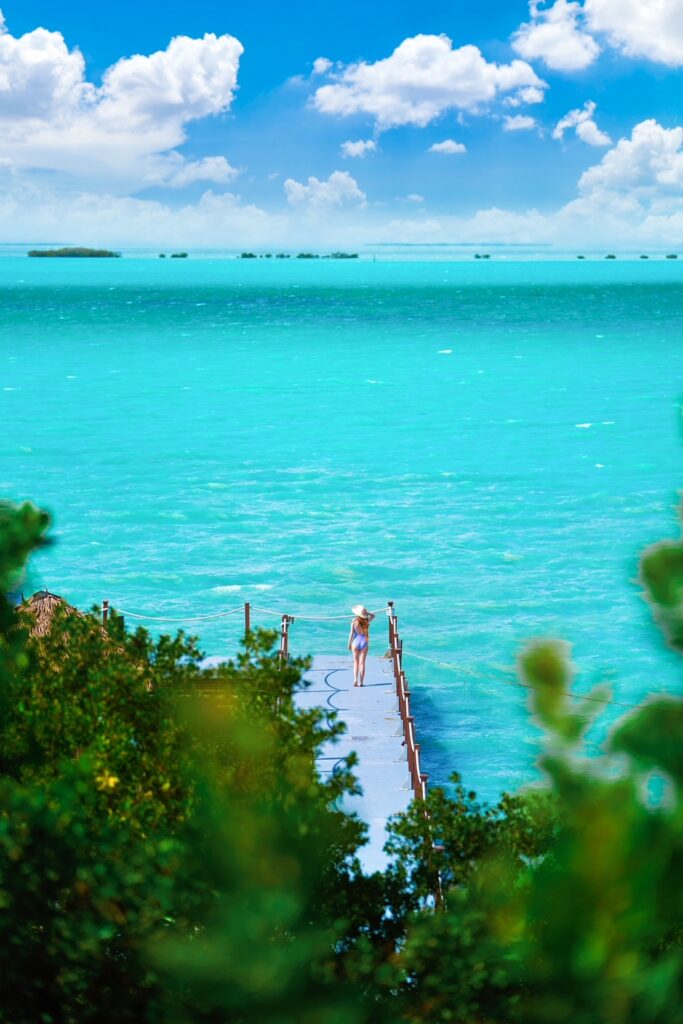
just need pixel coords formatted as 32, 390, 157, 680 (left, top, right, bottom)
359, 648, 368, 686
352, 648, 360, 685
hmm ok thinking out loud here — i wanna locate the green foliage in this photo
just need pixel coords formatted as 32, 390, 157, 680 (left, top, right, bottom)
0, 500, 389, 1023
640, 537, 683, 651
27, 247, 121, 258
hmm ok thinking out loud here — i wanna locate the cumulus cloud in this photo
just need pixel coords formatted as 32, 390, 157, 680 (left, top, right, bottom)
156, 156, 240, 188
504, 85, 546, 107
0, 11, 243, 191
283, 170, 366, 208
578, 119, 683, 193
584, 0, 683, 67
512, 0, 683, 72
503, 114, 537, 131
312, 34, 545, 129
341, 138, 377, 158
429, 139, 467, 154
3, 132, 683, 251
553, 101, 611, 145
312, 56, 333, 75
0, 179, 280, 247
512, 0, 601, 71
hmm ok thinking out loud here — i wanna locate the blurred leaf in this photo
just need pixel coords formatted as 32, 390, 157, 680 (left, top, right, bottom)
610, 698, 683, 782
640, 540, 683, 651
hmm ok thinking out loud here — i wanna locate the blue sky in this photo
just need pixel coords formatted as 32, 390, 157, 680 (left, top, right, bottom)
0, 0, 681, 247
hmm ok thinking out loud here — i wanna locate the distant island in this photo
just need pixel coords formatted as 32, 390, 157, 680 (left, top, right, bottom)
28, 247, 121, 258
239, 251, 359, 260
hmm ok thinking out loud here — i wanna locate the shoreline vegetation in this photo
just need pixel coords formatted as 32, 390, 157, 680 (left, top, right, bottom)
23, 246, 680, 261
28, 247, 121, 258
2, 477, 683, 1021
239, 251, 359, 259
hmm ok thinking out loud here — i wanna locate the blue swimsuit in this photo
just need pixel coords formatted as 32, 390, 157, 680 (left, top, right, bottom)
352, 621, 368, 651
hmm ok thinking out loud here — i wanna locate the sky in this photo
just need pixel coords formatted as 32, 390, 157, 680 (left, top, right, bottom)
0, 0, 682, 249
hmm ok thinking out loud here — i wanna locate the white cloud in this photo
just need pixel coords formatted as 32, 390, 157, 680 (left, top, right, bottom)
0, 10, 93, 117
0, 180, 279, 247
0, 12, 243, 191
283, 170, 366, 208
512, 0, 683, 72
553, 101, 611, 145
429, 139, 467, 154
584, 0, 683, 67
505, 85, 546, 107
3, 129, 683, 251
503, 114, 537, 131
575, 119, 612, 147
341, 138, 377, 158
512, 0, 601, 71
312, 34, 545, 129
158, 156, 240, 188
578, 119, 683, 193
312, 56, 333, 75
406, 193, 425, 203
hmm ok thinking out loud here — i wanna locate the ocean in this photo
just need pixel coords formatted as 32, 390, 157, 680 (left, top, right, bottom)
2, 255, 682, 800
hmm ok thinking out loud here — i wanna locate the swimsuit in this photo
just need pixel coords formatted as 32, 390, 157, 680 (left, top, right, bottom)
352, 623, 368, 651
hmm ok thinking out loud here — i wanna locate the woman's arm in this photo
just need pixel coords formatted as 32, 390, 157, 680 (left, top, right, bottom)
348, 623, 354, 650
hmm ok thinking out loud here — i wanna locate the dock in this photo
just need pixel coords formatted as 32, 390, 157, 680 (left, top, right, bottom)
293, 607, 427, 873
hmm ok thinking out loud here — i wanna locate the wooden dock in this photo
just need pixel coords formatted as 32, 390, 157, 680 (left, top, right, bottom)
293, 608, 427, 874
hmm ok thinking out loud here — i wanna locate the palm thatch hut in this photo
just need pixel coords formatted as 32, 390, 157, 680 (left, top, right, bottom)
18, 589, 83, 637
17, 590, 147, 683
17, 590, 110, 640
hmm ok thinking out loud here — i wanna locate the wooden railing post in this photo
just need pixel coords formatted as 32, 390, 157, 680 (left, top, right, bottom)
388, 600, 394, 647
280, 614, 290, 661
102, 599, 109, 627
244, 601, 251, 636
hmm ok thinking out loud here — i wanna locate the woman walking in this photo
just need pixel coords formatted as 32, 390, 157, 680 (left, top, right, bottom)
348, 604, 376, 687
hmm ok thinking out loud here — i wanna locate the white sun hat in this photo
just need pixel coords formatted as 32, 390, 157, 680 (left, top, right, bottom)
351, 604, 370, 618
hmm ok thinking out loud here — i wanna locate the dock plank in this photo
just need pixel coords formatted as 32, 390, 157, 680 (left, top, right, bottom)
297, 655, 412, 873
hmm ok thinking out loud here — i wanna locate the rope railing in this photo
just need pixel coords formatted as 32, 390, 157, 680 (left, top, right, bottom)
101, 597, 650, 717
400, 647, 647, 713
387, 602, 428, 803
249, 604, 389, 622
109, 605, 244, 624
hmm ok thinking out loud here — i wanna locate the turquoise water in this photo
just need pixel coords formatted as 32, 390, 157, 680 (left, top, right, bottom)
2, 257, 682, 799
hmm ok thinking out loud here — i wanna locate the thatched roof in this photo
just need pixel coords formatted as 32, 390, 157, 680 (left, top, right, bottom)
18, 590, 88, 637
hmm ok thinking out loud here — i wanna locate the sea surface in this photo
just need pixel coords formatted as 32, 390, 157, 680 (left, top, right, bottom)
1, 256, 682, 800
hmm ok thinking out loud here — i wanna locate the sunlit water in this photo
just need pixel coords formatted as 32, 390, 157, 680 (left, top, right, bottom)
2, 257, 682, 800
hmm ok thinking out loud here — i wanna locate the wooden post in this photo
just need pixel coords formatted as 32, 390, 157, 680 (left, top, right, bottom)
102, 599, 109, 627
280, 615, 290, 661
244, 602, 251, 636
387, 600, 394, 647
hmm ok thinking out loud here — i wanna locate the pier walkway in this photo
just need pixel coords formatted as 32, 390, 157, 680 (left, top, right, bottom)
290, 605, 427, 873
296, 654, 411, 873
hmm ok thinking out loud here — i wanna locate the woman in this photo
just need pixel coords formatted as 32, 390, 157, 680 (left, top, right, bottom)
348, 604, 376, 687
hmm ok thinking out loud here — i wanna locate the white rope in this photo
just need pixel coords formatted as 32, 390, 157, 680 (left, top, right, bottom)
401, 649, 484, 679
249, 604, 389, 622
112, 605, 244, 624
402, 648, 646, 711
